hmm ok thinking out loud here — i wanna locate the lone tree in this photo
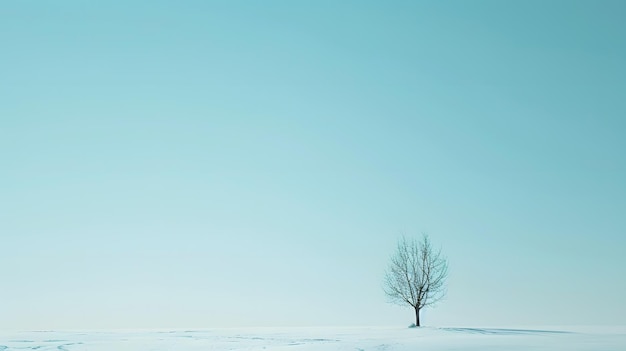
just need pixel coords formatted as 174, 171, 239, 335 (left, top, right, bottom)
383, 234, 448, 327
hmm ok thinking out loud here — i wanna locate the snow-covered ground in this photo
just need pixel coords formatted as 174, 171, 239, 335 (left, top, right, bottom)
1, 326, 625, 350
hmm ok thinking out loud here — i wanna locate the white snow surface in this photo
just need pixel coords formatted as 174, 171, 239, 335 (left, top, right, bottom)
1, 326, 625, 350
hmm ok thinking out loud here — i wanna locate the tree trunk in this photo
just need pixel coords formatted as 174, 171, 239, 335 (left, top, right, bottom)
415, 306, 420, 327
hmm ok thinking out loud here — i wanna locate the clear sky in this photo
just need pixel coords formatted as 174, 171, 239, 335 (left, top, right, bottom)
1, 0, 625, 330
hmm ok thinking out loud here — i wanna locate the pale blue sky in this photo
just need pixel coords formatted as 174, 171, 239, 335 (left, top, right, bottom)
1, 0, 625, 330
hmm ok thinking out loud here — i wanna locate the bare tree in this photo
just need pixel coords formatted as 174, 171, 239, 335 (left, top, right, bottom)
383, 234, 448, 327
